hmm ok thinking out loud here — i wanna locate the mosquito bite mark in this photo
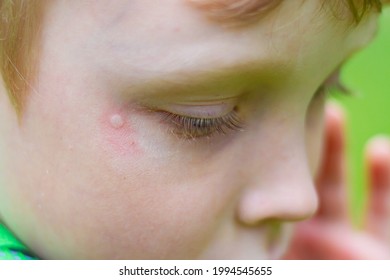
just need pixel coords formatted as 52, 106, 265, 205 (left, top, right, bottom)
110, 114, 125, 129
100, 110, 143, 156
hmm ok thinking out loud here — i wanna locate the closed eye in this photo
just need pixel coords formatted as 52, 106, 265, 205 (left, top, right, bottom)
159, 107, 243, 139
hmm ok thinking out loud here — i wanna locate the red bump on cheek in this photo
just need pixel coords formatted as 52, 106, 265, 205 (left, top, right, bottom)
101, 111, 142, 156
110, 114, 125, 129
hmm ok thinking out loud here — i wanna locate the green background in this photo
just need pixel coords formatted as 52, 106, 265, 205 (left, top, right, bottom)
337, 7, 390, 225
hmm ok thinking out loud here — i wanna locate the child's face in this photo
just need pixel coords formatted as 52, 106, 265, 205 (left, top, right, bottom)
0, 0, 379, 259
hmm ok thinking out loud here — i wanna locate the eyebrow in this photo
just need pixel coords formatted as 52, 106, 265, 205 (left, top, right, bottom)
185, 0, 284, 27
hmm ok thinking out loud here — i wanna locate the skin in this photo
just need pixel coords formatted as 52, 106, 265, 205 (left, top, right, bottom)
0, 0, 389, 259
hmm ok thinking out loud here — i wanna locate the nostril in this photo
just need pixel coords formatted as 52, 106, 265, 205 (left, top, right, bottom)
265, 220, 293, 259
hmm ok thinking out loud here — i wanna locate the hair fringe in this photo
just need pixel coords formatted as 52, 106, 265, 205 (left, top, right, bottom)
342, 0, 382, 22
0, 0, 46, 114
188, 0, 282, 25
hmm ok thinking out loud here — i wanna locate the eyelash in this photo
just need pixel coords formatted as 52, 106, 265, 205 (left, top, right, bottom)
160, 107, 243, 139
318, 83, 350, 98
317, 71, 351, 97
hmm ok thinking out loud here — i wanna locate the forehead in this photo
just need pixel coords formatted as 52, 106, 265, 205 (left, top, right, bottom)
73, 0, 377, 48
44, 0, 378, 87
79, 0, 323, 26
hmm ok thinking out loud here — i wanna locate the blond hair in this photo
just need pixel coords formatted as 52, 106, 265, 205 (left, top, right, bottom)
0, 0, 383, 114
0, 0, 48, 114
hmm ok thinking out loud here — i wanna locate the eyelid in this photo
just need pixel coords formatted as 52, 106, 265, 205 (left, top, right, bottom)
139, 98, 243, 139
165, 102, 236, 118
149, 97, 240, 118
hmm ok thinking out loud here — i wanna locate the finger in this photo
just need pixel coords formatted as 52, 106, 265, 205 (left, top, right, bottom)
365, 136, 390, 240
315, 102, 349, 221
285, 221, 390, 259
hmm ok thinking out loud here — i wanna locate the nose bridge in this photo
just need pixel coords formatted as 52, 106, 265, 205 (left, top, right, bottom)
236, 117, 318, 225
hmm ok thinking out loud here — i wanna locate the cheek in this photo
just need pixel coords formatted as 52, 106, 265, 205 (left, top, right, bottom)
99, 107, 143, 156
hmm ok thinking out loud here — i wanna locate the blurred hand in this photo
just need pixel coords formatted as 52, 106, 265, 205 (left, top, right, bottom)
284, 102, 390, 259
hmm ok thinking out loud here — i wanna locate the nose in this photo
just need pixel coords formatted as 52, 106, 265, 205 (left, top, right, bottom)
235, 141, 318, 226
236, 179, 318, 225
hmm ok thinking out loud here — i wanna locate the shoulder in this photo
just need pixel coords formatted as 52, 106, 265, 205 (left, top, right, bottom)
0, 224, 37, 260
